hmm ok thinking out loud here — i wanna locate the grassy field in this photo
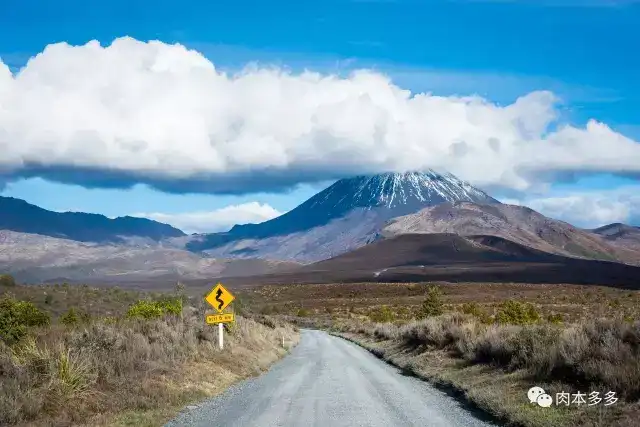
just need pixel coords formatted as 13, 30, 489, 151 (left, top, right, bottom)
242, 281, 640, 427
246, 281, 640, 322
0, 278, 299, 427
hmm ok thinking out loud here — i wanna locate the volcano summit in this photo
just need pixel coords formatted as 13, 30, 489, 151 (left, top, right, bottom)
184, 171, 500, 262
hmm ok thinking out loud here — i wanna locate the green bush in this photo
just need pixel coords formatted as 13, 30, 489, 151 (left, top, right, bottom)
0, 274, 16, 287
157, 298, 183, 316
461, 302, 492, 323
495, 300, 540, 325
546, 313, 564, 325
44, 294, 53, 305
126, 298, 182, 320
296, 308, 310, 317
369, 305, 396, 323
418, 286, 444, 318
60, 308, 90, 326
0, 297, 50, 344
260, 305, 279, 315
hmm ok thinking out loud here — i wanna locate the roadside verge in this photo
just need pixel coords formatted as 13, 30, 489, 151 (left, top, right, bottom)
329, 318, 638, 427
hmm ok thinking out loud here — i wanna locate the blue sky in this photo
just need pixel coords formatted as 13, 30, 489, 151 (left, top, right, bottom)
1, 0, 640, 231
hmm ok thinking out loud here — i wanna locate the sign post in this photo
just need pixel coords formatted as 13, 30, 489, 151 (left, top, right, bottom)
204, 283, 235, 350
219, 323, 224, 349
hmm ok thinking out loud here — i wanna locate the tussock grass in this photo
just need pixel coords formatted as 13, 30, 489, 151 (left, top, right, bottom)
334, 313, 640, 426
0, 286, 298, 427
337, 314, 640, 401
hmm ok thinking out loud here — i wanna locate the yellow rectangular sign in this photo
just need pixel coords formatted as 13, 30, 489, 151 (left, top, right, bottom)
205, 283, 235, 313
206, 313, 235, 324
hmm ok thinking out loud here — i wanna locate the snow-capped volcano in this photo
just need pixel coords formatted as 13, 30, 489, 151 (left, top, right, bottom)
310, 171, 497, 212
185, 170, 499, 261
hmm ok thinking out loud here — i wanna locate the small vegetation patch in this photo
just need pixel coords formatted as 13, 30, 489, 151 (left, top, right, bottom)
368, 305, 396, 323
126, 298, 183, 319
296, 307, 310, 317
60, 307, 91, 326
0, 274, 16, 287
495, 300, 541, 325
0, 297, 50, 345
460, 302, 492, 323
418, 285, 445, 318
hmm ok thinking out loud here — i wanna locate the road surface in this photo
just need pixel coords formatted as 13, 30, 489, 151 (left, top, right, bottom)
165, 329, 497, 427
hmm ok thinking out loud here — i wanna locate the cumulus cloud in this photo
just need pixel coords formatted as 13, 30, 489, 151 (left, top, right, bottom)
502, 186, 640, 228
1, 37, 640, 194
135, 202, 283, 234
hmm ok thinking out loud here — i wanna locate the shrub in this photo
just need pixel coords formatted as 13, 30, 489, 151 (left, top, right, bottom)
157, 298, 183, 316
260, 305, 279, 315
418, 285, 444, 318
60, 308, 90, 326
0, 274, 16, 287
495, 300, 540, 325
368, 305, 395, 323
126, 298, 182, 320
547, 313, 564, 324
296, 308, 310, 317
44, 294, 53, 305
0, 297, 50, 344
461, 302, 492, 323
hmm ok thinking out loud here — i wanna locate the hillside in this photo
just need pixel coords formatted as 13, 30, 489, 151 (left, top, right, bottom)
0, 230, 299, 284
197, 233, 640, 289
380, 202, 639, 265
304, 233, 561, 272
592, 223, 640, 253
0, 196, 185, 243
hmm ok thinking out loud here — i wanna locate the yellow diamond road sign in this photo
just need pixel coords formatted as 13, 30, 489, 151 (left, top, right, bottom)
205, 283, 235, 313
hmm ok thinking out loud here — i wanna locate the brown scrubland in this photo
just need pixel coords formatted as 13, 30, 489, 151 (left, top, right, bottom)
0, 279, 298, 427
244, 281, 640, 427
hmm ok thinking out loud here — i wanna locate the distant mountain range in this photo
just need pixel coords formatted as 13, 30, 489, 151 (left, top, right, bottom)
1, 171, 639, 284
0, 196, 185, 243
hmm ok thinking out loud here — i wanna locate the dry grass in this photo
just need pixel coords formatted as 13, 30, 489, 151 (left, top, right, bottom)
250, 282, 640, 323
252, 281, 640, 427
0, 284, 299, 427
332, 314, 640, 427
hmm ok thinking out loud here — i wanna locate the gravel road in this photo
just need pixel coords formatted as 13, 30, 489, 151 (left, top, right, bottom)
165, 329, 498, 427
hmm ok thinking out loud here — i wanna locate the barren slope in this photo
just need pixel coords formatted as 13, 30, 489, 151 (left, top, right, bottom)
0, 230, 299, 283
381, 202, 639, 264
592, 223, 640, 254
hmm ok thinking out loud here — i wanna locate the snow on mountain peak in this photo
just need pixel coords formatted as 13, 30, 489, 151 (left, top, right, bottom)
313, 170, 498, 211
186, 169, 500, 257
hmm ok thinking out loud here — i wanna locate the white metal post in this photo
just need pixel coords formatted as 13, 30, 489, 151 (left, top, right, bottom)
218, 322, 224, 349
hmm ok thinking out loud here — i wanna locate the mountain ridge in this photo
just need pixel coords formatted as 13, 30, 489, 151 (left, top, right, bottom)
381, 202, 640, 265
0, 196, 186, 243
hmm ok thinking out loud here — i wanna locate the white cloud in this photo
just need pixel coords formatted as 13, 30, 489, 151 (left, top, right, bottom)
135, 202, 283, 234
1, 37, 640, 193
501, 186, 640, 228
